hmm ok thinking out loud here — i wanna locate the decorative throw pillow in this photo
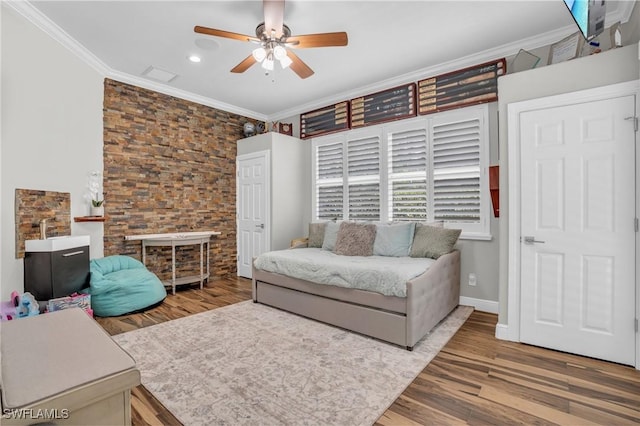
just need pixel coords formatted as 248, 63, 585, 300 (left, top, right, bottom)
334, 222, 377, 256
409, 224, 461, 259
321, 221, 342, 251
406, 220, 443, 228
373, 222, 416, 257
308, 222, 327, 248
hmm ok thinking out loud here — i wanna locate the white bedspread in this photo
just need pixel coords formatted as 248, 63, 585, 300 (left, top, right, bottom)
253, 248, 435, 297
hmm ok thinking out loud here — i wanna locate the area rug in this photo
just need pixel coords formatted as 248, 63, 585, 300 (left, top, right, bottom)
113, 301, 473, 425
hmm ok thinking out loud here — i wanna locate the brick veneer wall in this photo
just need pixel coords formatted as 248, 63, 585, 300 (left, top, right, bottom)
15, 189, 71, 258
103, 79, 249, 280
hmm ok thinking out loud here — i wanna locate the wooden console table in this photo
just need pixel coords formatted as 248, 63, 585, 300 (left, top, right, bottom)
125, 231, 221, 295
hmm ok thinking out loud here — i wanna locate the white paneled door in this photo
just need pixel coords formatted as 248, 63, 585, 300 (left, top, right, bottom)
519, 95, 636, 365
236, 151, 270, 278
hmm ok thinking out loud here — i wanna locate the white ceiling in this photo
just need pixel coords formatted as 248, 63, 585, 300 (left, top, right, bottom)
12, 1, 636, 121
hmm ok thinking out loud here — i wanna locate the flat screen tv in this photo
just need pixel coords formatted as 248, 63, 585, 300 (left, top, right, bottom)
562, 0, 607, 40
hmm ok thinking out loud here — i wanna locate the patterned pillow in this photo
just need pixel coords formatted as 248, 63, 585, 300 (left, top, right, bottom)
409, 224, 461, 259
334, 222, 377, 256
308, 222, 327, 248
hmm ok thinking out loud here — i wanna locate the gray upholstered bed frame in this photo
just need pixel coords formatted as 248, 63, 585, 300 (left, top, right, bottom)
252, 250, 460, 350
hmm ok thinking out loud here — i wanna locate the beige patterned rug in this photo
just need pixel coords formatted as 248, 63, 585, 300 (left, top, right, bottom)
113, 301, 473, 425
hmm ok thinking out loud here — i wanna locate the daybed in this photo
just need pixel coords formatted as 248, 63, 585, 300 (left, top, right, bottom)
252, 221, 461, 350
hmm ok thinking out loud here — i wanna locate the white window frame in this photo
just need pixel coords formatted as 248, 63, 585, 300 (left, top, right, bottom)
311, 105, 491, 240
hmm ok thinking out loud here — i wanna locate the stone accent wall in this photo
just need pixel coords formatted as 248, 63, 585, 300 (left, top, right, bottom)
15, 189, 71, 258
103, 79, 248, 280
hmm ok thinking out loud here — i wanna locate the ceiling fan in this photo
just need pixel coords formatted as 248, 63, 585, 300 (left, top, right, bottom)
194, 0, 348, 79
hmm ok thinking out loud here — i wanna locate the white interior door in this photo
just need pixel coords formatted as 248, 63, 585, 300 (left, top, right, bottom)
519, 95, 636, 366
236, 151, 270, 278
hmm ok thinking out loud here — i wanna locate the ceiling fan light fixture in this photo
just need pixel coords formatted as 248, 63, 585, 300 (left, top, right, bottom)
273, 45, 287, 60
252, 47, 267, 62
279, 54, 293, 69
262, 56, 275, 71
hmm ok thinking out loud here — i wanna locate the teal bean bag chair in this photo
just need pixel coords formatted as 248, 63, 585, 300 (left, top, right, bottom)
82, 255, 167, 317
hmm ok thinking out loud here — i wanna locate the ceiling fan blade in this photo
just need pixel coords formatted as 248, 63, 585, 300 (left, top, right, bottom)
287, 50, 314, 79
263, 0, 285, 38
194, 26, 259, 43
287, 32, 348, 48
231, 55, 257, 73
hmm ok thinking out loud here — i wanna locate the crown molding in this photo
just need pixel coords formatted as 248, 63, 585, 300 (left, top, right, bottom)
5, 0, 267, 121
106, 70, 268, 121
7, 0, 636, 124
267, 17, 618, 122
4, 0, 110, 75
268, 3, 637, 121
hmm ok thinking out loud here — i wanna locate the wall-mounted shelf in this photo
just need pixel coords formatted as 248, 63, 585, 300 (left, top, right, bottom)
74, 216, 105, 223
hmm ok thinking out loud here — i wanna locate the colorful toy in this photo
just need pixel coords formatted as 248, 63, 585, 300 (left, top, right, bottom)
1, 291, 21, 321
16, 292, 39, 318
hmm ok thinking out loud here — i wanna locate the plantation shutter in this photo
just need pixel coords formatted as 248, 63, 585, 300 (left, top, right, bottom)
347, 134, 380, 220
388, 127, 428, 221
312, 104, 489, 237
431, 117, 481, 223
316, 142, 344, 220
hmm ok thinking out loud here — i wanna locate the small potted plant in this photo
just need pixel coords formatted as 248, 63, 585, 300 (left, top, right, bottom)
90, 192, 105, 217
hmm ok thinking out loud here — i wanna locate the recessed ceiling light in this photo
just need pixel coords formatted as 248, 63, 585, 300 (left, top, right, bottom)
188, 55, 201, 63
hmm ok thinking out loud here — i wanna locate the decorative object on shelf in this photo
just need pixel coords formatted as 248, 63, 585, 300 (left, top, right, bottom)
300, 101, 350, 139
610, 21, 622, 48
278, 122, 293, 136
243, 122, 256, 137
418, 58, 505, 115
350, 84, 416, 128
88, 170, 104, 216
91, 192, 105, 217
256, 121, 266, 134
549, 32, 583, 64
489, 165, 499, 218
510, 49, 540, 73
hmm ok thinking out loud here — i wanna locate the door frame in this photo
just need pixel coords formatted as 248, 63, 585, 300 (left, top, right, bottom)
236, 150, 271, 277
506, 79, 639, 369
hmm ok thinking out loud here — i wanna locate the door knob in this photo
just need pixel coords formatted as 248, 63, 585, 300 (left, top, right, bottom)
255, 224, 265, 229
522, 236, 545, 244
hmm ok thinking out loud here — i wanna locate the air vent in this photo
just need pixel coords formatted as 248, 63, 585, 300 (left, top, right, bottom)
141, 66, 177, 83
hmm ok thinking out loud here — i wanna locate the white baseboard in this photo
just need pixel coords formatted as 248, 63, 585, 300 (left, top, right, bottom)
495, 323, 510, 340
458, 296, 498, 314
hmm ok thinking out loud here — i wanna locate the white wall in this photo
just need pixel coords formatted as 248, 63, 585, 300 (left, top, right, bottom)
1, 6, 104, 300
497, 43, 640, 325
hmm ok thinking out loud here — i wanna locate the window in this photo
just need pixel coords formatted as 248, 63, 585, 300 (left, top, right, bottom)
388, 126, 428, 221
430, 110, 487, 235
316, 140, 344, 220
312, 104, 490, 239
347, 133, 380, 221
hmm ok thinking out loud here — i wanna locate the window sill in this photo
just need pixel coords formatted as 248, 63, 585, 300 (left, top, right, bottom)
459, 233, 493, 241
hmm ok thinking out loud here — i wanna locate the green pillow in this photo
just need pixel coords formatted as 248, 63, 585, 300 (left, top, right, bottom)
373, 222, 415, 257
410, 224, 461, 259
321, 221, 342, 251
308, 222, 327, 248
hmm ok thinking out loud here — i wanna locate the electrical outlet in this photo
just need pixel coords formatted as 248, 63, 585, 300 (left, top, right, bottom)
468, 273, 477, 286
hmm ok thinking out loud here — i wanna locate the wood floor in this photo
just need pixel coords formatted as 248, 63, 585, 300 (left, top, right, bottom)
97, 276, 640, 425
